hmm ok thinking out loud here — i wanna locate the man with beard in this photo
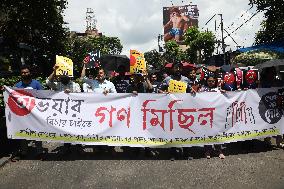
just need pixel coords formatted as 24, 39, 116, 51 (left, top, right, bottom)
46, 64, 81, 93
158, 63, 194, 160
15, 65, 43, 90
46, 64, 82, 156
187, 68, 200, 92
80, 64, 117, 155
14, 65, 44, 160
127, 73, 153, 94
82, 68, 97, 92
81, 64, 117, 94
149, 73, 161, 93
126, 73, 153, 157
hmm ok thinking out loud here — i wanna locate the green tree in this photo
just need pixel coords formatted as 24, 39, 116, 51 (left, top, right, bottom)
250, 0, 284, 44
65, 35, 123, 76
144, 49, 164, 70
0, 0, 68, 74
163, 40, 189, 63
184, 27, 215, 64
232, 50, 282, 66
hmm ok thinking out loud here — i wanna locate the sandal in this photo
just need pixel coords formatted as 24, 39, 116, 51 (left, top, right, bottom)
219, 153, 225, 159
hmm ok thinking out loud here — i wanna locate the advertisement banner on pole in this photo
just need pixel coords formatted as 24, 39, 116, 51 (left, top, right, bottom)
163, 4, 199, 43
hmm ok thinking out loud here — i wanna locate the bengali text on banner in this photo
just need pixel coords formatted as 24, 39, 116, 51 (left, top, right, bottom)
3, 86, 284, 147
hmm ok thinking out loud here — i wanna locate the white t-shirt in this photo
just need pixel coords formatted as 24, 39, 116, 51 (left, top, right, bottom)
83, 77, 117, 94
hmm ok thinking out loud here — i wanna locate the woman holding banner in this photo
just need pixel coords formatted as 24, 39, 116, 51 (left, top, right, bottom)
199, 74, 226, 159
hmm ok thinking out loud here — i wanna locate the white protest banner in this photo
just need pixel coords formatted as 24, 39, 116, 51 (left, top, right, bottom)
3, 86, 284, 147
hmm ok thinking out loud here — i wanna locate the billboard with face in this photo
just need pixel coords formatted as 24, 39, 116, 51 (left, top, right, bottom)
163, 5, 199, 43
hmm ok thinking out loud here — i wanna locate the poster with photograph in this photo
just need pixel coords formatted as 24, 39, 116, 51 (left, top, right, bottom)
163, 5, 199, 43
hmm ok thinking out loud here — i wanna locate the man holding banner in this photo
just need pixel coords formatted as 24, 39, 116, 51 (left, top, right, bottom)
158, 63, 192, 94
81, 64, 117, 94
46, 64, 81, 93
46, 63, 82, 155
14, 65, 44, 160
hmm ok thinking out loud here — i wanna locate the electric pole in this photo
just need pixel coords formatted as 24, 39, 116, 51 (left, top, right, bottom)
218, 14, 226, 65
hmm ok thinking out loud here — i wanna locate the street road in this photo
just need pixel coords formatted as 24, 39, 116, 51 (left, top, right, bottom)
0, 141, 283, 189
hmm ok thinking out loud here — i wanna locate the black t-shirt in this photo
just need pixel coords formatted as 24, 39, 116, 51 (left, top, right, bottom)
113, 77, 130, 93
150, 81, 161, 93
126, 82, 148, 93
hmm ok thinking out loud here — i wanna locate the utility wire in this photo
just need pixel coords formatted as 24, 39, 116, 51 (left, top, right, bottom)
224, 11, 260, 40
225, 5, 253, 31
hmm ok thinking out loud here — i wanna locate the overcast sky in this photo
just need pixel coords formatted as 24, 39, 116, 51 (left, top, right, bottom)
63, 0, 265, 55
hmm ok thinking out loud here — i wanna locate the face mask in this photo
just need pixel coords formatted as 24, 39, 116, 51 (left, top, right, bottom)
60, 76, 70, 85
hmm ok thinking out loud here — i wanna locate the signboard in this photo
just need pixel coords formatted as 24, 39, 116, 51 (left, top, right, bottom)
163, 5, 199, 43
83, 51, 100, 69
130, 50, 146, 74
168, 80, 187, 93
55, 55, 73, 77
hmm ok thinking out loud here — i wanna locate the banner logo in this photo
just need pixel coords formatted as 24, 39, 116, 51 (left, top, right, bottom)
259, 92, 283, 124
8, 90, 36, 116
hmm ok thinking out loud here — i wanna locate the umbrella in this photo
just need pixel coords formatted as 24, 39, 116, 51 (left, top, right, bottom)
100, 54, 130, 72
253, 59, 284, 70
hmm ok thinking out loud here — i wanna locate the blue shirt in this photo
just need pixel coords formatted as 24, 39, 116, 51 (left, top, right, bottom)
15, 79, 43, 90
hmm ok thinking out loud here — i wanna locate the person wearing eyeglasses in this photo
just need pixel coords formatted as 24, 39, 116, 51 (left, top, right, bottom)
199, 74, 226, 159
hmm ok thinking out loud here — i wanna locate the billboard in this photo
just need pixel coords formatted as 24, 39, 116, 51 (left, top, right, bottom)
163, 5, 199, 43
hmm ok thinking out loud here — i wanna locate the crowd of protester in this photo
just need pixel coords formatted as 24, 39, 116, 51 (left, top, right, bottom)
9, 60, 284, 160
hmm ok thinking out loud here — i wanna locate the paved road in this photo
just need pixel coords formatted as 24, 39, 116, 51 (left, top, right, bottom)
0, 141, 283, 189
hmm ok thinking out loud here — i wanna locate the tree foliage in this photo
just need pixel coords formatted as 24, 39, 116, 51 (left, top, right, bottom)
0, 0, 68, 74
250, 0, 284, 44
144, 49, 164, 70
184, 27, 215, 64
65, 35, 123, 76
163, 41, 181, 62
145, 28, 215, 67
232, 50, 282, 66
163, 40, 189, 63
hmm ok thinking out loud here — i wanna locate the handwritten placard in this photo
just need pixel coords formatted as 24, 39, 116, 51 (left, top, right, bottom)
84, 51, 100, 69
56, 55, 73, 77
168, 80, 187, 93
130, 50, 146, 74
